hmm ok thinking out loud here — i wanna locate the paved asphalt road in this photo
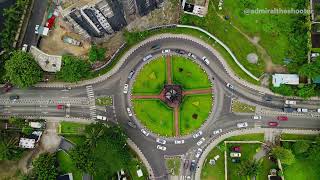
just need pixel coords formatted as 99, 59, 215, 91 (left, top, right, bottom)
1, 36, 320, 179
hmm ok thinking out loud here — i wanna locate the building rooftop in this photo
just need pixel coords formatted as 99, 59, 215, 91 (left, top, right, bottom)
19, 138, 35, 149
272, 74, 299, 87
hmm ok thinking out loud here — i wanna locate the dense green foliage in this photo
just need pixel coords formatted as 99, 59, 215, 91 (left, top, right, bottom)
0, 132, 23, 160
4, 51, 43, 88
299, 58, 320, 78
293, 141, 310, 154
32, 153, 58, 180
56, 55, 91, 82
69, 143, 95, 174
271, 84, 295, 96
271, 84, 319, 98
272, 146, 295, 165
236, 160, 261, 178
88, 45, 106, 62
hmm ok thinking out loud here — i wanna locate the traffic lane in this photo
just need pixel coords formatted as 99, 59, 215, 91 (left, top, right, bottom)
22, 0, 48, 46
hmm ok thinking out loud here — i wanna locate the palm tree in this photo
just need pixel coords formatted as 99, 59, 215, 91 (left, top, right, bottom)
0, 134, 19, 160
84, 123, 105, 147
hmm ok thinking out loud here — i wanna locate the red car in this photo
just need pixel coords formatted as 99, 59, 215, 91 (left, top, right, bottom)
232, 146, 241, 152
268, 122, 279, 127
57, 104, 65, 110
277, 116, 288, 121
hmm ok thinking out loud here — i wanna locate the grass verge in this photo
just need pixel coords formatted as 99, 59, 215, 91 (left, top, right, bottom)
231, 100, 256, 113
95, 97, 113, 106
165, 157, 181, 176
59, 122, 86, 135
57, 150, 83, 180
201, 143, 225, 180
226, 133, 264, 141
280, 134, 318, 141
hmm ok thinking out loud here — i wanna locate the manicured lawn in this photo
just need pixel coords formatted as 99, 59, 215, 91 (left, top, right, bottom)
171, 56, 211, 90
226, 133, 264, 142
283, 156, 320, 180
181, 1, 265, 77
132, 57, 167, 94
127, 149, 149, 180
180, 94, 213, 135
63, 135, 86, 145
59, 122, 86, 135
227, 143, 261, 180
165, 157, 181, 176
132, 99, 174, 136
281, 134, 318, 141
57, 150, 83, 180
231, 100, 256, 113
201, 143, 225, 180
95, 96, 112, 106
256, 157, 278, 180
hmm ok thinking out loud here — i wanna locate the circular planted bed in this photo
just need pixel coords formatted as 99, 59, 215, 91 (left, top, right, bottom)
131, 55, 214, 137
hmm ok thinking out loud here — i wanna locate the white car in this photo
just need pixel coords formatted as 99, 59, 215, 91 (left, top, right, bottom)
141, 129, 149, 136
226, 83, 234, 89
285, 100, 296, 105
202, 56, 210, 65
193, 130, 203, 138
196, 137, 205, 146
252, 115, 262, 120
187, 52, 197, 59
126, 107, 133, 116
174, 140, 185, 144
156, 138, 166, 145
318, 109, 320, 113
157, 145, 167, 151
237, 122, 248, 128
22, 44, 28, 52
230, 152, 241, 158
297, 108, 308, 113
213, 129, 222, 135
195, 148, 203, 158
143, 54, 153, 61
123, 84, 129, 94
96, 115, 106, 120
162, 49, 171, 54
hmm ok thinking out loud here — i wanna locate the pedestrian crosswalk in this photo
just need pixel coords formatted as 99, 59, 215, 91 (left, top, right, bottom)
86, 85, 96, 120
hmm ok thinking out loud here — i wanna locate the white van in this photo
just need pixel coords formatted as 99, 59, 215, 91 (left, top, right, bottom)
97, 115, 107, 120
285, 100, 296, 105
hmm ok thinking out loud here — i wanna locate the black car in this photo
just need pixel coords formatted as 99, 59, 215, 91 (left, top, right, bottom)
231, 158, 240, 163
190, 160, 196, 172
9, 95, 19, 101
128, 70, 135, 79
174, 49, 186, 55
263, 95, 272, 101
151, 44, 161, 50
183, 160, 189, 169
127, 121, 137, 128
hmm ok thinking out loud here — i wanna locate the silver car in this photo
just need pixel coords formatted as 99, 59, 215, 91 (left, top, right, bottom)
156, 138, 166, 145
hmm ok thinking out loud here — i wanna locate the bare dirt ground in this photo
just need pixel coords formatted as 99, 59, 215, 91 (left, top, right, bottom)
39, 17, 91, 57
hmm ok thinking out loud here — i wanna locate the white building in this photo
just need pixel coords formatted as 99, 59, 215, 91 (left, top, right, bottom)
272, 74, 299, 87
19, 138, 35, 149
29, 122, 44, 129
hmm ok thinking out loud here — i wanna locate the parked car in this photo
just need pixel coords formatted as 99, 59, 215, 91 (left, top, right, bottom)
162, 49, 171, 54
151, 44, 161, 50
128, 71, 135, 79
183, 160, 189, 169
126, 107, 133, 116
285, 100, 296, 105
96, 115, 107, 120
232, 146, 241, 152
252, 115, 262, 120
187, 52, 197, 59
156, 138, 166, 145
9, 95, 19, 101
237, 122, 248, 128
226, 83, 234, 89
277, 116, 288, 121
156, 145, 166, 151
230, 152, 241, 158
143, 54, 153, 61
213, 129, 222, 135
196, 137, 205, 146
57, 104, 65, 110
123, 84, 129, 94
174, 49, 186, 54
231, 158, 240, 163
195, 148, 203, 158
268, 122, 279, 127
141, 129, 149, 136
127, 121, 136, 128
297, 108, 308, 113
190, 160, 196, 172
174, 139, 185, 144
202, 56, 210, 65
193, 130, 203, 138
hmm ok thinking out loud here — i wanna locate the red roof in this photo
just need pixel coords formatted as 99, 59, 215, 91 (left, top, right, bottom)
46, 16, 56, 29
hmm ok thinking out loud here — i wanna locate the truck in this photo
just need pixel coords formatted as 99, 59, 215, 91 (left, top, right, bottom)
285, 100, 296, 105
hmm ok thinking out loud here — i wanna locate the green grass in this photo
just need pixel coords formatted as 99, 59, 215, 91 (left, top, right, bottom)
132, 99, 174, 136
283, 156, 320, 180
226, 133, 264, 142
180, 94, 213, 135
95, 97, 112, 106
181, 1, 265, 77
63, 135, 86, 145
59, 122, 86, 135
281, 134, 318, 141
132, 57, 167, 94
256, 157, 278, 180
127, 149, 149, 180
171, 56, 211, 90
165, 157, 181, 176
227, 143, 261, 180
57, 150, 83, 180
231, 100, 256, 113
201, 143, 225, 180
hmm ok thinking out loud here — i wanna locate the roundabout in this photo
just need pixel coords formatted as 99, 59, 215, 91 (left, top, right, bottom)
130, 55, 214, 137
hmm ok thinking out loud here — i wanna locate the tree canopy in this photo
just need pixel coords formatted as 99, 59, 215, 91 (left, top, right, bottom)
56, 55, 91, 82
293, 141, 310, 154
236, 160, 261, 178
32, 153, 57, 180
4, 51, 43, 88
272, 146, 295, 165
299, 58, 320, 78
88, 45, 106, 62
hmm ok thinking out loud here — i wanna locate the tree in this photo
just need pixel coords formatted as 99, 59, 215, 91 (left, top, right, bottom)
307, 136, 320, 160
22, 126, 33, 135
271, 84, 295, 96
84, 122, 105, 147
69, 143, 95, 174
8, 116, 26, 128
271, 146, 295, 165
0, 133, 21, 160
4, 51, 43, 88
88, 45, 106, 62
293, 141, 310, 154
32, 153, 57, 180
297, 85, 316, 99
56, 55, 91, 82
299, 58, 320, 78
236, 160, 261, 178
